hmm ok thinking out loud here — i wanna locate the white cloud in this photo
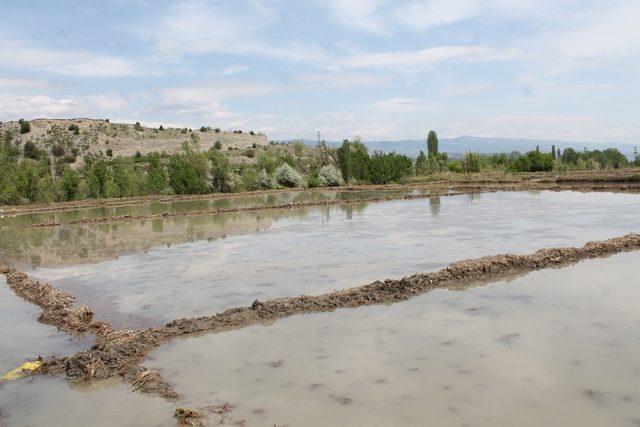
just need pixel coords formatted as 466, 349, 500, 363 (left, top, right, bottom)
393, 0, 479, 31
0, 77, 50, 89
441, 83, 489, 96
295, 72, 389, 88
0, 40, 143, 77
162, 82, 277, 106
221, 65, 249, 76
549, 1, 640, 59
340, 45, 521, 68
370, 97, 436, 113
144, 0, 327, 62
324, 0, 389, 35
87, 93, 128, 111
0, 94, 82, 120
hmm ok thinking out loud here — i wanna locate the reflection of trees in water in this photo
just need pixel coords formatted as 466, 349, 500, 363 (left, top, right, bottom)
467, 192, 481, 202
338, 202, 368, 220
429, 196, 441, 216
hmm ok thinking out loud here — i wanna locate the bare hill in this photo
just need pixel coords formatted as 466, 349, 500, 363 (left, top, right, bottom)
0, 118, 268, 159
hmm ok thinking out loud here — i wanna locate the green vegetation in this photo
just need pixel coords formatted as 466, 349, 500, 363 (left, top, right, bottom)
18, 119, 31, 134
0, 124, 637, 206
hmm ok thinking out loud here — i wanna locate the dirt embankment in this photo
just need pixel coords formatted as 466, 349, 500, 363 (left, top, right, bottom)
22, 233, 637, 400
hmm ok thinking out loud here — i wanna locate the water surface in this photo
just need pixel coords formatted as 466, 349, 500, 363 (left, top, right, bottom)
18, 191, 640, 328
147, 252, 640, 426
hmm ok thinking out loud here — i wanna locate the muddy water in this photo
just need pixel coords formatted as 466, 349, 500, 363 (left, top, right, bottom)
146, 252, 640, 426
15, 191, 640, 328
0, 276, 91, 374
0, 376, 175, 426
0, 188, 424, 228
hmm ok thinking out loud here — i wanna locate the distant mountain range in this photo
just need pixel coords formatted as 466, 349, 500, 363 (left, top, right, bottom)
304, 136, 638, 159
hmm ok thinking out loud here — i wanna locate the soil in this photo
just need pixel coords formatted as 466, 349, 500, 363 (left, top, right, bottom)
3, 233, 639, 405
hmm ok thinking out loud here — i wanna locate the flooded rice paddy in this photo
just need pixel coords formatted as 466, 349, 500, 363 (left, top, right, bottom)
3, 190, 639, 328
1, 189, 639, 426
145, 252, 640, 426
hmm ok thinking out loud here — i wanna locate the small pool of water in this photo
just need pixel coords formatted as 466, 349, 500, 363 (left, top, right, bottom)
0, 376, 175, 427
146, 252, 640, 426
0, 276, 91, 374
16, 191, 640, 328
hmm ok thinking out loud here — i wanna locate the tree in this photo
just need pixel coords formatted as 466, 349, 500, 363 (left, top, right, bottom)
146, 152, 167, 194
551, 144, 556, 160
60, 168, 80, 201
462, 152, 482, 173
168, 153, 209, 195
159, 125, 164, 131
368, 151, 413, 184
134, 122, 143, 131
112, 158, 133, 197
209, 150, 231, 192
68, 124, 80, 135
15, 160, 40, 201
415, 150, 428, 175
427, 130, 438, 157
86, 160, 111, 198
337, 139, 369, 183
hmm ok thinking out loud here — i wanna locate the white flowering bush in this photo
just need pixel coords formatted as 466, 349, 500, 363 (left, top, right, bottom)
275, 163, 304, 188
318, 165, 342, 187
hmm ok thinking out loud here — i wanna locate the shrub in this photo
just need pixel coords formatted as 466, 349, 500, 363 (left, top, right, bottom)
134, 122, 144, 131
462, 152, 482, 173
214, 128, 221, 133
252, 143, 257, 148
15, 160, 40, 202
86, 160, 111, 198
368, 152, 413, 184
244, 149, 255, 158
60, 168, 80, 201
214, 140, 222, 150
337, 140, 369, 183
19, 119, 31, 134
23, 141, 40, 159
318, 165, 342, 187
51, 144, 66, 158
159, 125, 164, 131
447, 161, 463, 173
249, 130, 255, 135
106, 148, 113, 157
507, 150, 554, 172
209, 150, 231, 193
146, 152, 167, 194
276, 163, 304, 187
68, 124, 80, 135
168, 153, 209, 195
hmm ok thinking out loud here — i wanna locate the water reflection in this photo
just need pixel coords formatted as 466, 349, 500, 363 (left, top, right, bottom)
17, 191, 640, 329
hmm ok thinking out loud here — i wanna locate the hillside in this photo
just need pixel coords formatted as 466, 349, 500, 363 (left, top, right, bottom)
0, 118, 268, 160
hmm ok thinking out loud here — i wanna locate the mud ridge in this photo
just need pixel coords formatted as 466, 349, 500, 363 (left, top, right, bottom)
54, 233, 640, 399
0, 264, 111, 336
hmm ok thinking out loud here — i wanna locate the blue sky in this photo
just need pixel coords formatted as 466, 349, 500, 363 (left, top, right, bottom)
0, 0, 639, 143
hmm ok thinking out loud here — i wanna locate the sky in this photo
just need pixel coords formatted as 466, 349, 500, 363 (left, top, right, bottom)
0, 0, 639, 143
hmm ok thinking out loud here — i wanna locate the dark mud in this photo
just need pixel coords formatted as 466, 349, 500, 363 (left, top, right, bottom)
33, 233, 638, 400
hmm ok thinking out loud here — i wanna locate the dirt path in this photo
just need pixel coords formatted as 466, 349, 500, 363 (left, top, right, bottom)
3, 233, 638, 403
